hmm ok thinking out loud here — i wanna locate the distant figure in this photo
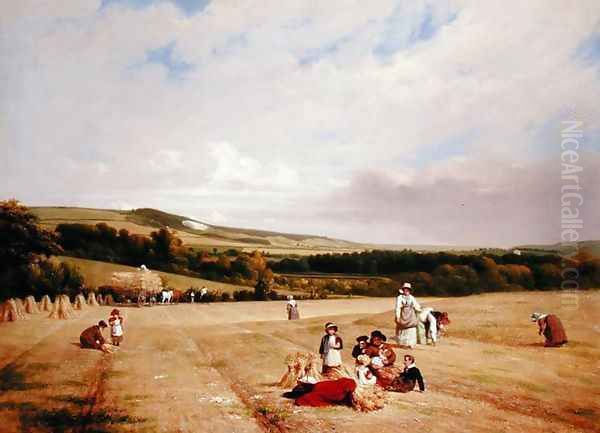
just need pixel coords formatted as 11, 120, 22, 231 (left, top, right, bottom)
286, 295, 300, 320
395, 283, 421, 348
319, 322, 344, 379
109, 309, 124, 346
161, 289, 173, 304
531, 312, 568, 347
80, 321, 112, 353
190, 291, 195, 304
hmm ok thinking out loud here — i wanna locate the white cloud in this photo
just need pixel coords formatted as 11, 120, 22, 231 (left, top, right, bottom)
1, 0, 599, 245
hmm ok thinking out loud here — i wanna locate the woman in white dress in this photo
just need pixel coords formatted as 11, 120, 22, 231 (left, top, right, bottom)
395, 283, 421, 348
286, 295, 300, 320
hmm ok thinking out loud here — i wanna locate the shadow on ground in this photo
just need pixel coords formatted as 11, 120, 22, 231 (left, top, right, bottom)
0, 363, 147, 433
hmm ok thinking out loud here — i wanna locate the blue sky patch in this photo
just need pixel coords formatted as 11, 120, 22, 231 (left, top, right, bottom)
412, 128, 476, 168
298, 34, 353, 66
145, 41, 194, 79
574, 32, 600, 66
100, 0, 210, 16
374, 5, 457, 59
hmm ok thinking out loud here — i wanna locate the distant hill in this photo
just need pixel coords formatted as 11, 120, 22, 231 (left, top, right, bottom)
514, 240, 600, 257
32, 206, 597, 257
31, 206, 365, 255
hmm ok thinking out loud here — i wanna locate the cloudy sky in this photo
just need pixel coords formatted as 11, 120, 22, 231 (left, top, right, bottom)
1, 0, 599, 246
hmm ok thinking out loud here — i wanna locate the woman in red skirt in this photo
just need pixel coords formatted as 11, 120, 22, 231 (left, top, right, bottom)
531, 312, 568, 347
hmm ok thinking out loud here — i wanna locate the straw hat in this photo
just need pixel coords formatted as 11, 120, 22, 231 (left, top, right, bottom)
370, 330, 387, 341
357, 354, 371, 366
530, 312, 547, 322
325, 322, 338, 331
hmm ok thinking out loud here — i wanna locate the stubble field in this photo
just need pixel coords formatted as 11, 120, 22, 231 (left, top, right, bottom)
0, 291, 599, 433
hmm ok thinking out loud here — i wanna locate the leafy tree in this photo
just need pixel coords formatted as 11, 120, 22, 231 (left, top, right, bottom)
0, 200, 63, 300
25, 259, 85, 299
0, 200, 61, 270
254, 278, 269, 301
533, 263, 562, 289
151, 228, 181, 263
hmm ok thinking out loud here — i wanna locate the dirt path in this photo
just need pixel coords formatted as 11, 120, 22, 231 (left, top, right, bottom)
92, 306, 264, 433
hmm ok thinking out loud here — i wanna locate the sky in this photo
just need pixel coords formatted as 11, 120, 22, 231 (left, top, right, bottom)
1, 0, 599, 247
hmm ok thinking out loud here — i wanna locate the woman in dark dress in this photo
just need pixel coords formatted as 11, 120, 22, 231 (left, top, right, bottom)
80, 320, 110, 352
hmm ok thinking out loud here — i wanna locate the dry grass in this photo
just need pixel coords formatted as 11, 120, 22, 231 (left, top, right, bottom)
1, 291, 599, 433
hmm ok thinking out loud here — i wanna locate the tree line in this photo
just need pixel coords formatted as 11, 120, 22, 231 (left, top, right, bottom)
3, 199, 598, 301
55, 221, 273, 286
270, 250, 600, 296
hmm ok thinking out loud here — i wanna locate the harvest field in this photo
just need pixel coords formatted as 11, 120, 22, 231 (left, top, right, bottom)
1, 291, 599, 433
58, 256, 261, 295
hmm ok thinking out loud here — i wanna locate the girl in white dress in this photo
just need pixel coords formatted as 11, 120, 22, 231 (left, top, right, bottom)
109, 308, 124, 346
318, 322, 344, 378
355, 355, 377, 386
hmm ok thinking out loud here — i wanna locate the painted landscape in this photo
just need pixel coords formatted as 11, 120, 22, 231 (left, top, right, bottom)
2, 1, 599, 433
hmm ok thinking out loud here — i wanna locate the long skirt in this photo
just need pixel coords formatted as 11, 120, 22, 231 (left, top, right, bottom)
288, 306, 300, 320
80, 336, 99, 349
543, 315, 568, 347
416, 321, 427, 344
374, 366, 403, 389
398, 327, 417, 347
295, 378, 356, 407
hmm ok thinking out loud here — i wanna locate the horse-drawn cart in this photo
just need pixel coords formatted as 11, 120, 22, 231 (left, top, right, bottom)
110, 265, 163, 306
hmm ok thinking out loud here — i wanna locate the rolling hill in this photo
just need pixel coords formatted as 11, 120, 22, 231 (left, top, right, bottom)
31, 206, 365, 255
30, 206, 600, 257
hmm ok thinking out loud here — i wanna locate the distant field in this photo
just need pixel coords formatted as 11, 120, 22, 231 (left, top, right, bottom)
32, 207, 129, 221
58, 256, 257, 294
30, 206, 600, 257
31, 206, 365, 255
517, 240, 600, 257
